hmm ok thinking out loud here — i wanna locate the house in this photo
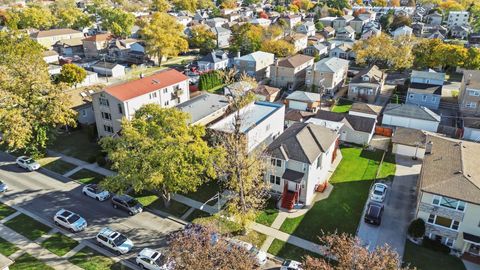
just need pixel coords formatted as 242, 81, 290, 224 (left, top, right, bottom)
303, 43, 329, 58
320, 26, 336, 39
252, 85, 281, 102
306, 57, 349, 94
406, 70, 445, 110
426, 11, 443, 25
319, 17, 336, 28
450, 25, 470, 39
332, 15, 354, 30
414, 135, 480, 256
459, 70, 480, 115
82, 34, 112, 58
53, 38, 84, 57
223, 80, 256, 96
76, 71, 99, 88
209, 101, 285, 152
349, 17, 367, 34
462, 117, 480, 141
297, 21, 316, 37
329, 43, 354, 60
176, 16, 192, 27
92, 69, 190, 137
107, 39, 149, 65
194, 10, 209, 21
197, 50, 230, 71
284, 14, 302, 29
211, 27, 232, 49
335, 26, 355, 41
447, 11, 469, 28
361, 27, 381, 40
285, 91, 321, 112
348, 102, 383, 120
270, 54, 315, 91
382, 103, 441, 132
43, 50, 59, 64
91, 62, 126, 78
392, 25, 413, 38
348, 65, 385, 104
391, 127, 427, 159
65, 87, 100, 125
206, 17, 228, 28
307, 110, 376, 145
234, 51, 275, 81
265, 122, 340, 209
468, 33, 480, 47
250, 18, 272, 27
284, 110, 315, 127
30, 28, 84, 49
176, 92, 230, 126
284, 33, 308, 52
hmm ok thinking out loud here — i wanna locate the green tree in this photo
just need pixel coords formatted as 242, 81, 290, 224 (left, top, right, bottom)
463, 47, 480, 70
141, 12, 188, 66
390, 15, 412, 30
171, 0, 213, 12
260, 39, 295, 57
0, 32, 76, 156
326, 0, 350, 10
315, 21, 324, 31
408, 219, 426, 238
188, 25, 217, 54
58, 64, 87, 87
100, 104, 219, 207
380, 11, 394, 30
230, 23, 264, 55
56, 7, 92, 29
98, 7, 135, 37
9, 5, 57, 30
151, 0, 171, 12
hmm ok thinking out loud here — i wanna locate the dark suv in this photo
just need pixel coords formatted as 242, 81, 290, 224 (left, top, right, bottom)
111, 194, 143, 216
364, 202, 384, 225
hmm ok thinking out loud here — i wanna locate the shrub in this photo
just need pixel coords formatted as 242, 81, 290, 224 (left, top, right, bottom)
422, 237, 450, 254
96, 155, 106, 166
408, 218, 426, 238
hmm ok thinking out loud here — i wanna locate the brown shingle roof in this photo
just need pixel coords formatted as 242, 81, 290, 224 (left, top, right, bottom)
350, 65, 384, 84
31, 28, 81, 38
391, 127, 426, 148
275, 54, 314, 68
253, 85, 280, 96
285, 110, 315, 122
349, 103, 383, 116
83, 33, 113, 42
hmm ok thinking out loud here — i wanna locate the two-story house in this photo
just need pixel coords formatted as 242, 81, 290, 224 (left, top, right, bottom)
348, 65, 385, 104
284, 14, 302, 29
197, 50, 230, 72
332, 15, 354, 30
406, 70, 445, 110
31, 28, 84, 50
284, 33, 309, 52
459, 70, 480, 115
92, 69, 190, 137
270, 54, 314, 91
82, 34, 113, 58
234, 51, 275, 81
447, 11, 469, 28
306, 57, 349, 95
297, 21, 316, 37
266, 123, 340, 209
415, 135, 480, 258
211, 27, 232, 49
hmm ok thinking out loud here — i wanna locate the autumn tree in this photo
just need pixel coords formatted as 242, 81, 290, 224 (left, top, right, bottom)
0, 32, 76, 156
141, 12, 188, 66
58, 64, 87, 87
97, 7, 135, 37
171, 0, 213, 12
326, 0, 350, 10
168, 225, 257, 270
463, 47, 480, 70
188, 25, 217, 54
230, 23, 264, 55
51, 0, 92, 29
303, 233, 415, 270
373, 0, 387, 7
439, 0, 463, 12
413, 38, 468, 70
391, 15, 412, 30
293, 0, 314, 11
6, 5, 57, 30
260, 39, 295, 57
100, 104, 219, 207
391, 0, 401, 6
151, 0, 171, 12
220, 0, 237, 9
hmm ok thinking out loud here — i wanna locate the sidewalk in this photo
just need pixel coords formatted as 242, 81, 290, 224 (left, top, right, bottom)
47, 150, 116, 177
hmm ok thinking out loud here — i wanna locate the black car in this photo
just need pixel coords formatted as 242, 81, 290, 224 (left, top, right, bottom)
111, 194, 143, 216
364, 202, 384, 225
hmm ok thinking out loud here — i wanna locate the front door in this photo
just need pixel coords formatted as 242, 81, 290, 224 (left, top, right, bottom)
287, 181, 297, 192
469, 244, 480, 256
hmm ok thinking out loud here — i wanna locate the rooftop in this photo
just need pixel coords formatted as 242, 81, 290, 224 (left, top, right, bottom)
349, 103, 383, 116
275, 54, 314, 68
236, 51, 274, 62
384, 103, 441, 122
411, 70, 445, 82
286, 91, 320, 103
313, 57, 349, 73
463, 70, 480, 89
313, 110, 376, 133
31, 28, 81, 38
391, 127, 427, 148
176, 93, 230, 125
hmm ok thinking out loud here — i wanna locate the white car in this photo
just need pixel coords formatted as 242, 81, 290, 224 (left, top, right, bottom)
230, 239, 267, 266
370, 183, 388, 202
136, 248, 174, 270
53, 209, 87, 232
16, 156, 40, 171
281, 259, 303, 270
96, 227, 134, 255
82, 184, 110, 201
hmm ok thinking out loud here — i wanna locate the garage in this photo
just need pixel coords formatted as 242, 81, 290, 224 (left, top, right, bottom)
391, 127, 427, 159
393, 144, 425, 159
288, 100, 308, 111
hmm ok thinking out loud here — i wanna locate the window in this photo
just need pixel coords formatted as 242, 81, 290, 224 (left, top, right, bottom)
428, 214, 461, 231
271, 158, 281, 167
81, 109, 87, 117
317, 155, 322, 169
103, 125, 114, 133
468, 90, 480, 96
99, 98, 109, 106
466, 102, 477, 108
118, 104, 123, 114
164, 100, 170, 106
101, 112, 111, 120
428, 214, 435, 223
452, 220, 460, 230
445, 238, 454, 247
432, 195, 465, 211
409, 94, 414, 99
432, 196, 440, 205
266, 124, 270, 131
269, 175, 281, 185
432, 97, 437, 103
163, 88, 168, 94
149, 92, 157, 99
422, 95, 427, 101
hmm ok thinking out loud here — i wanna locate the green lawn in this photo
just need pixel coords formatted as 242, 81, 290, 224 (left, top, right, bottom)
186, 209, 211, 222
268, 239, 321, 262
181, 181, 220, 205
133, 192, 190, 218
40, 233, 78, 256
4, 214, 52, 241
255, 198, 279, 227
10, 252, 54, 270
403, 241, 466, 270
0, 236, 19, 256
38, 157, 77, 175
68, 246, 117, 270
50, 128, 102, 162
0, 202, 16, 220
234, 230, 267, 248
280, 147, 383, 242
331, 99, 353, 113
69, 169, 105, 185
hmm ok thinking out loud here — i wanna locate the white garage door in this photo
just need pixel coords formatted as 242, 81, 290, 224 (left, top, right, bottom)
393, 144, 425, 159
289, 100, 308, 111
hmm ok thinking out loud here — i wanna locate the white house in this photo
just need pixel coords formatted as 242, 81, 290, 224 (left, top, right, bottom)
266, 123, 340, 209
297, 21, 316, 37
91, 62, 126, 78
447, 11, 469, 28
197, 50, 230, 71
209, 101, 285, 153
42, 50, 59, 64
382, 103, 441, 132
176, 92, 230, 126
392, 25, 413, 38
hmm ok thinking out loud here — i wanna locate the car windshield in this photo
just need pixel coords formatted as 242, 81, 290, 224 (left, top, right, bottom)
126, 198, 138, 208
113, 234, 127, 246
373, 189, 383, 195
25, 159, 35, 164
368, 205, 380, 216
154, 253, 166, 265
67, 214, 80, 224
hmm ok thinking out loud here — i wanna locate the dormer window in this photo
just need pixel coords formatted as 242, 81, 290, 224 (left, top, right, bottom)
362, 75, 370, 82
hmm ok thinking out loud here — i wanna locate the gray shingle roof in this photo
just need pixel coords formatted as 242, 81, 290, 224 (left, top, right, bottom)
313, 57, 349, 73
286, 91, 321, 103
314, 110, 376, 133
391, 127, 427, 147
384, 103, 441, 122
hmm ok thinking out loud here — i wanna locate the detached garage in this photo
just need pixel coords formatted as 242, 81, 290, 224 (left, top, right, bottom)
392, 127, 427, 159
382, 103, 440, 132
286, 91, 321, 112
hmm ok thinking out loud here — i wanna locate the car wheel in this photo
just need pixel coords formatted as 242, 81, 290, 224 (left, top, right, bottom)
54, 221, 59, 226
128, 211, 133, 216
83, 191, 87, 196
139, 264, 145, 269
96, 197, 100, 201
113, 204, 117, 209
70, 228, 76, 233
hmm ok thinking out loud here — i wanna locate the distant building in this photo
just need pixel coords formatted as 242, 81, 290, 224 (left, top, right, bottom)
234, 51, 275, 81
270, 54, 314, 91
30, 28, 84, 49
176, 93, 230, 126
447, 11, 469, 28
305, 57, 349, 94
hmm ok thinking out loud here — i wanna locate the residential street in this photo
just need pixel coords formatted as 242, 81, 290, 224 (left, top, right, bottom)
357, 156, 421, 259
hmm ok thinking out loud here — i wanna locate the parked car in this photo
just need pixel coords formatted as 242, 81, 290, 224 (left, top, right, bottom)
281, 260, 303, 270
53, 209, 87, 232
111, 194, 143, 216
229, 239, 267, 266
96, 227, 134, 254
136, 248, 174, 270
82, 184, 110, 201
364, 202, 384, 226
0, 180, 7, 192
370, 183, 388, 202
15, 156, 40, 171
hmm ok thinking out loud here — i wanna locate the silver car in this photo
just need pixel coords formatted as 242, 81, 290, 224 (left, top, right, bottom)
16, 156, 40, 171
370, 183, 388, 203
53, 209, 87, 232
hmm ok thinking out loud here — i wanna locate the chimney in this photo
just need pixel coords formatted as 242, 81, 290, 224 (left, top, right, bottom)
140, 73, 145, 78
425, 141, 433, 155
237, 51, 241, 58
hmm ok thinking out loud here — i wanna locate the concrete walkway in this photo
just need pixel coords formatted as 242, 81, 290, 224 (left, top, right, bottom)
47, 150, 116, 177
464, 260, 480, 270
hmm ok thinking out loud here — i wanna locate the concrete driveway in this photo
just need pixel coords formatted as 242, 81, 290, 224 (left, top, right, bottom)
357, 155, 421, 259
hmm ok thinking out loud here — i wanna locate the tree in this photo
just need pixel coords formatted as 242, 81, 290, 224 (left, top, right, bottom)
260, 39, 295, 57
408, 219, 426, 239
0, 32, 76, 156
151, 0, 171, 12
315, 21, 324, 31
372, 0, 387, 7
171, 0, 213, 12
439, 0, 463, 12
188, 25, 217, 54
98, 7, 135, 37
167, 225, 257, 269
58, 64, 87, 87
220, 0, 237, 9
230, 23, 264, 55
303, 233, 415, 270
391, 15, 412, 30
293, 0, 314, 11
391, 0, 401, 6
7, 6, 57, 30
326, 0, 350, 10
141, 12, 188, 66
380, 11, 394, 29
463, 47, 480, 70
412, 38, 443, 68
56, 7, 92, 29
100, 104, 219, 207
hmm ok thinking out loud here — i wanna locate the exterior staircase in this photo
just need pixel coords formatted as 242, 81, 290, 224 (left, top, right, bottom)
281, 183, 298, 210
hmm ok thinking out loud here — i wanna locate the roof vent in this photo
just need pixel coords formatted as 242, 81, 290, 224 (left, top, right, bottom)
80, 92, 87, 97
455, 170, 463, 174
152, 79, 160, 84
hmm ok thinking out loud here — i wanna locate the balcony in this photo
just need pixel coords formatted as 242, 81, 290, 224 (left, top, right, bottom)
419, 202, 465, 221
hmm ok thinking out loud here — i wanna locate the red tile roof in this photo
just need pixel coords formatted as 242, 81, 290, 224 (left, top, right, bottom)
105, 69, 189, 102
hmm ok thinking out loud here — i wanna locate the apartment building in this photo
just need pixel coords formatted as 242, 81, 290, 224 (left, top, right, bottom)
305, 57, 349, 94
459, 70, 480, 115
447, 11, 469, 28
92, 69, 190, 137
